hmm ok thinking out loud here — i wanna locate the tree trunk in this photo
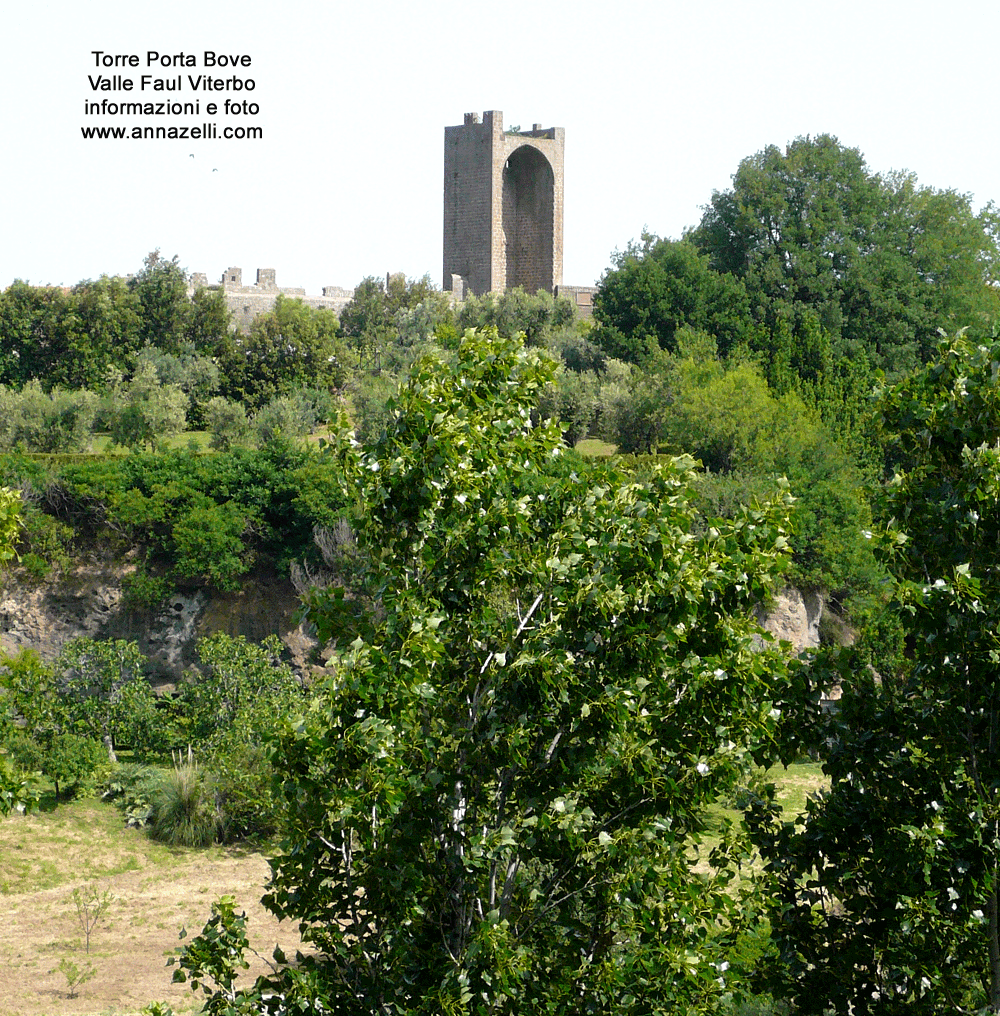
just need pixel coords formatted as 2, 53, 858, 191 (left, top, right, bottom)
989, 865, 1000, 1011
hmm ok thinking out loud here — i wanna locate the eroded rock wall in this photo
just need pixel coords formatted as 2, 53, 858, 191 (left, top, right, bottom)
0, 561, 314, 683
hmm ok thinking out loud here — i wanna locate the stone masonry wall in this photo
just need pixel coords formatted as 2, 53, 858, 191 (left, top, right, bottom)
444, 111, 564, 297
187, 266, 353, 332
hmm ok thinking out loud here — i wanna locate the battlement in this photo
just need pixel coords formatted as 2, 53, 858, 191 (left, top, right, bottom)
188, 265, 354, 331
180, 110, 585, 335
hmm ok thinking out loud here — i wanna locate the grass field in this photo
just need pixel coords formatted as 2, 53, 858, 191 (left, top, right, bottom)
0, 764, 825, 1015
0, 799, 300, 1016
574, 437, 617, 457
86, 432, 212, 455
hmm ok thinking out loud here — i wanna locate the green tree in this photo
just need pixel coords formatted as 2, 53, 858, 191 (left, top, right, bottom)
135, 345, 220, 428
204, 396, 250, 451
178, 634, 305, 840
0, 382, 98, 453
338, 276, 394, 371
0, 281, 79, 387
218, 295, 347, 408
690, 135, 1000, 376
43, 732, 110, 799
109, 361, 188, 451
246, 329, 796, 1013
251, 393, 315, 445
180, 634, 301, 743
457, 285, 576, 345
129, 250, 191, 353
338, 274, 441, 371
752, 335, 1000, 1013
68, 275, 143, 388
598, 349, 674, 453
186, 284, 231, 354
536, 363, 601, 446
0, 486, 21, 564
593, 235, 754, 362
58, 638, 163, 756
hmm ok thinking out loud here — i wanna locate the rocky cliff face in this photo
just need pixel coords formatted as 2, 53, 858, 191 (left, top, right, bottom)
2, 560, 825, 686
755, 587, 824, 652
0, 559, 315, 684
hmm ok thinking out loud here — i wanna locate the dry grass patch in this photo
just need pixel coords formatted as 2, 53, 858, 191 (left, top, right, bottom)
0, 799, 302, 1016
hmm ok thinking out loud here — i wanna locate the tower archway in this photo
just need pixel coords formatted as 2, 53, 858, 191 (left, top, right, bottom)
501, 145, 555, 294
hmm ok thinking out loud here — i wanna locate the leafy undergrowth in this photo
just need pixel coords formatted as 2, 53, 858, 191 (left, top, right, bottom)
0, 798, 300, 1016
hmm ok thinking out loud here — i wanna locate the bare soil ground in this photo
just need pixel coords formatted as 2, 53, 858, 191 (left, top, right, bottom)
0, 799, 304, 1016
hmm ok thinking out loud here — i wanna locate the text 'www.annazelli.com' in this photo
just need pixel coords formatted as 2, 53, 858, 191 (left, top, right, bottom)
81, 123, 261, 140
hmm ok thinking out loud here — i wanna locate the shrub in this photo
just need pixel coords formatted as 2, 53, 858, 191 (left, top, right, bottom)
1, 728, 47, 775
209, 738, 278, 843
17, 506, 73, 579
0, 382, 98, 453
58, 638, 167, 758
204, 396, 250, 451
121, 568, 173, 611
251, 393, 315, 445
46, 732, 111, 799
102, 762, 165, 827
170, 501, 249, 590
149, 750, 218, 847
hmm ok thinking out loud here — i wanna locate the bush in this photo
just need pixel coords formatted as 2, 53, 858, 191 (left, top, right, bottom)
102, 762, 165, 827
121, 568, 174, 610
209, 738, 279, 842
17, 505, 73, 579
170, 501, 249, 590
251, 393, 315, 445
108, 363, 188, 452
204, 396, 250, 451
46, 732, 111, 799
0, 382, 98, 453
58, 638, 167, 758
1, 727, 47, 775
149, 750, 218, 847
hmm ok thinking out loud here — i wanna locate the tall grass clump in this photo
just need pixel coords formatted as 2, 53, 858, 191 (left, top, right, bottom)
149, 748, 218, 847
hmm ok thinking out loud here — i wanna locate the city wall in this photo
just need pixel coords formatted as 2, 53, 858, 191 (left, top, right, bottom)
187, 266, 354, 332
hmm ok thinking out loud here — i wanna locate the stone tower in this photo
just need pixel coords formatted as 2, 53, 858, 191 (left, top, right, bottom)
443, 110, 564, 297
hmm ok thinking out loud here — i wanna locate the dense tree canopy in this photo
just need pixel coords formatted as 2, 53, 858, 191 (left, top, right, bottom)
589, 136, 1000, 483
197, 329, 805, 1014
593, 236, 754, 361
0, 253, 232, 393
217, 294, 347, 408
339, 274, 440, 370
689, 134, 1000, 375
128, 250, 192, 354
753, 335, 1000, 1013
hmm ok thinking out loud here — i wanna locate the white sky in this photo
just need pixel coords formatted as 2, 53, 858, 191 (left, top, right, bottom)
3, 0, 997, 295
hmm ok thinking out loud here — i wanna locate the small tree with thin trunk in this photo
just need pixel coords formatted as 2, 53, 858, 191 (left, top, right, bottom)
72, 883, 114, 954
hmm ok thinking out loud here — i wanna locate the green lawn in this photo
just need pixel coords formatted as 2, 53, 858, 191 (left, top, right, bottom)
697, 760, 827, 865
89, 431, 214, 453
574, 437, 617, 457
